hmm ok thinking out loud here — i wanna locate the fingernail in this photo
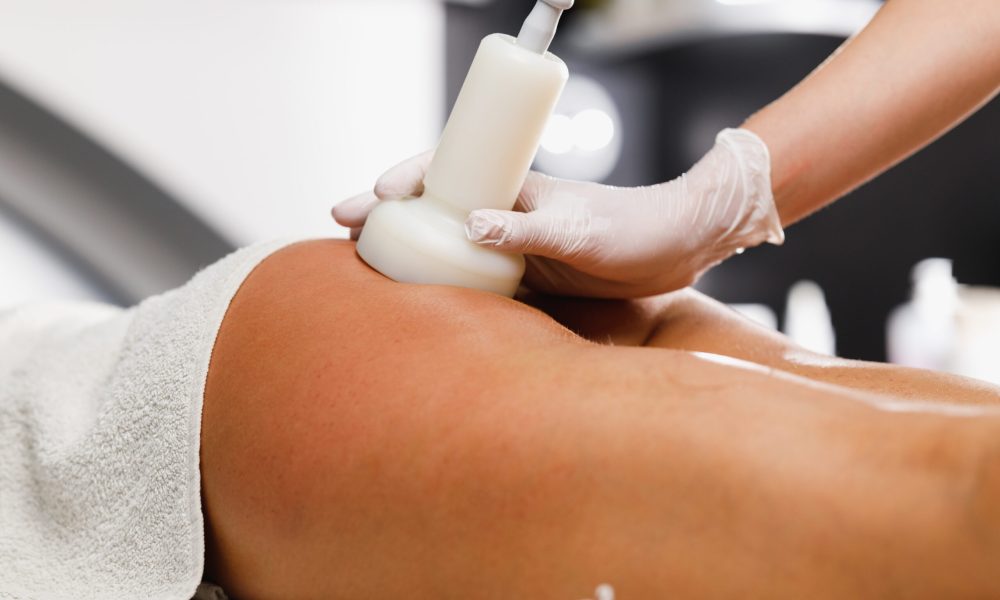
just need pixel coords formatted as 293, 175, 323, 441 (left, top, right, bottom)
465, 212, 507, 244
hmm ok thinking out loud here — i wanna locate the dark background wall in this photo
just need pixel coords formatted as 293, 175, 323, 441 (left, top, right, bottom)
445, 1, 1000, 361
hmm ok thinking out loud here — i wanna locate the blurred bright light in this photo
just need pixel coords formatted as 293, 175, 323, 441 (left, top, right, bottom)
536, 76, 622, 182
542, 109, 616, 155
541, 114, 576, 155
574, 0, 881, 53
572, 109, 616, 152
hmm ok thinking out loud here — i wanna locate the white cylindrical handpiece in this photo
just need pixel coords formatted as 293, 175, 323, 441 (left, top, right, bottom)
357, 33, 569, 297
424, 34, 568, 213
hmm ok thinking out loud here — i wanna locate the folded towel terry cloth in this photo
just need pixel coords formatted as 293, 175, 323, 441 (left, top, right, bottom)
0, 238, 300, 600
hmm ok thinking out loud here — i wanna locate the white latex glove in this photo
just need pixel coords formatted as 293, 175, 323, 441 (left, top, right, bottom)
334, 128, 784, 298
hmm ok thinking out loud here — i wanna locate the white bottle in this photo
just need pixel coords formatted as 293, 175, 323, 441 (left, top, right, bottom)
886, 258, 960, 370
356, 1, 573, 297
783, 280, 836, 356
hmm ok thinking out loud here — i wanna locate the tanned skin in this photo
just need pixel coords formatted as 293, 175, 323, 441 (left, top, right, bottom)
201, 240, 1000, 599
743, 0, 1000, 226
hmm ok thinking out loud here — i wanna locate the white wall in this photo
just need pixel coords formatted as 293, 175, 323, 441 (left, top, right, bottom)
0, 0, 445, 245
0, 213, 107, 309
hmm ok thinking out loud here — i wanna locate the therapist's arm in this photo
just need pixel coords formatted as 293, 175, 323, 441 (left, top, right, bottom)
744, 0, 1000, 226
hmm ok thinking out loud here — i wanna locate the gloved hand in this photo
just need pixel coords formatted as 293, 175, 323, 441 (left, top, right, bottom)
333, 128, 784, 298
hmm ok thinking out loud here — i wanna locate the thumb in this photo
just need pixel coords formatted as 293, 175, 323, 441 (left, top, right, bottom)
374, 150, 434, 200
465, 209, 587, 260
332, 191, 379, 228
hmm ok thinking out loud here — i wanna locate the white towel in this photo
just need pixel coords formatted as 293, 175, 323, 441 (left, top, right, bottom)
1, 239, 297, 600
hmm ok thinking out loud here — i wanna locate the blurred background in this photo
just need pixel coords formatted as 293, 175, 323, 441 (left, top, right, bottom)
1, 0, 998, 378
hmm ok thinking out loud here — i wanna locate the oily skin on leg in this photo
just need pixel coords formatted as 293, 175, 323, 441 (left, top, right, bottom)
201, 240, 1000, 599
524, 289, 1000, 407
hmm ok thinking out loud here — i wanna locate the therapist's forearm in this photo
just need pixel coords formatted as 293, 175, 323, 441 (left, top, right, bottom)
743, 0, 1000, 226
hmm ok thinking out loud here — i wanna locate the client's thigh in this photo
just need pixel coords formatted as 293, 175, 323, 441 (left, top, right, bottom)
200, 240, 605, 598
200, 241, 992, 600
